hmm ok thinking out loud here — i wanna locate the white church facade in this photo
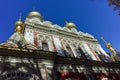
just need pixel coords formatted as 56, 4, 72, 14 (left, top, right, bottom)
0, 10, 120, 80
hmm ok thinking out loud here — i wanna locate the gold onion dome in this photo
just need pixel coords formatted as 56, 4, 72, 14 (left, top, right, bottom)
65, 22, 76, 28
15, 20, 23, 26
28, 11, 42, 19
15, 20, 23, 33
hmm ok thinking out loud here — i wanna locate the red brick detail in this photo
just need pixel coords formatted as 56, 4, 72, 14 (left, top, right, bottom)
58, 72, 87, 80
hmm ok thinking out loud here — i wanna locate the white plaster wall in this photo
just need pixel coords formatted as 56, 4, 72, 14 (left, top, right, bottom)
53, 36, 64, 56
70, 45, 77, 57
24, 28, 34, 45
82, 44, 97, 60
47, 41, 53, 51
98, 45, 109, 57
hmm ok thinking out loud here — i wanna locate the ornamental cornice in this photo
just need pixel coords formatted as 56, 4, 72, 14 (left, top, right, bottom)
25, 18, 96, 38
25, 21, 98, 43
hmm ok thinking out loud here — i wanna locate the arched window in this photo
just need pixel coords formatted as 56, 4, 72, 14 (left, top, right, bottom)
34, 36, 38, 47
42, 42, 49, 51
77, 48, 87, 59
66, 46, 74, 57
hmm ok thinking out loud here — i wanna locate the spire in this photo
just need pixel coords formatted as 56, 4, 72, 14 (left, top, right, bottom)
15, 13, 23, 33
19, 13, 22, 21
101, 37, 113, 52
101, 37, 120, 62
101, 37, 108, 44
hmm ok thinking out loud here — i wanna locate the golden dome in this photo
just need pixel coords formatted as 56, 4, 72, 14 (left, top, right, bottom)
15, 20, 23, 33
28, 11, 42, 18
65, 22, 76, 28
15, 20, 23, 26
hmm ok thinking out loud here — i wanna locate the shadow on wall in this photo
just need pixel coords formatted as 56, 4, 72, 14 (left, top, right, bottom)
0, 56, 43, 80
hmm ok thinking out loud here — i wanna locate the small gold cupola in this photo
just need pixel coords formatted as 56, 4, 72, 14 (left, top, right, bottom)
65, 22, 76, 28
65, 20, 77, 32
15, 14, 23, 33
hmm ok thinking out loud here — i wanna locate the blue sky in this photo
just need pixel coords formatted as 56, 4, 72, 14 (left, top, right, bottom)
0, 0, 120, 52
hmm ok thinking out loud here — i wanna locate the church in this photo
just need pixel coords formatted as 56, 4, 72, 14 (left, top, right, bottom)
0, 10, 120, 80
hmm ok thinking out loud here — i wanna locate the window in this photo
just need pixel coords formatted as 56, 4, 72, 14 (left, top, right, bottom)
66, 47, 74, 57
42, 42, 49, 51
77, 48, 87, 59
34, 36, 38, 47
